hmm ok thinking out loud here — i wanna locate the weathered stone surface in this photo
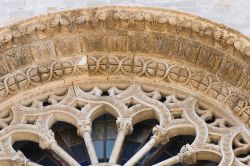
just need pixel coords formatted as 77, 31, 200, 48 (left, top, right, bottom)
0, 9, 248, 166
0, 7, 248, 126
218, 57, 244, 85
54, 36, 82, 57
30, 40, 57, 60
3, 46, 33, 71
107, 31, 127, 52
196, 47, 223, 73
0, 0, 250, 36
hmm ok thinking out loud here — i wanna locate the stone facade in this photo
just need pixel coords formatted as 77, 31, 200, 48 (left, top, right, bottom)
0, 6, 249, 166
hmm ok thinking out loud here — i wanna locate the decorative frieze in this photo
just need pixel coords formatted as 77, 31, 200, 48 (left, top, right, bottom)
0, 7, 248, 97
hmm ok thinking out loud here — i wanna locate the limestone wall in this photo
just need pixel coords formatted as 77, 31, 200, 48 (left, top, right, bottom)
0, 0, 249, 36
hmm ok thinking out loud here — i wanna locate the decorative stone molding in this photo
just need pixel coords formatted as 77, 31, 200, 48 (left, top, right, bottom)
0, 6, 248, 128
0, 6, 248, 166
0, 7, 248, 88
0, 6, 249, 57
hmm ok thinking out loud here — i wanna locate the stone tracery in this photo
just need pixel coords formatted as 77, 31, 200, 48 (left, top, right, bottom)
0, 6, 248, 166
0, 82, 247, 165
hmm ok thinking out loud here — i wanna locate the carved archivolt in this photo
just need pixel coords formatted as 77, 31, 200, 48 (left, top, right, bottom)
0, 6, 249, 166
1, 54, 250, 127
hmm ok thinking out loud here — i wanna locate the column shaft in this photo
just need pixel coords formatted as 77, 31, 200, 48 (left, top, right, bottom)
51, 143, 80, 166
109, 130, 126, 163
124, 138, 157, 166
83, 132, 99, 164
153, 155, 180, 166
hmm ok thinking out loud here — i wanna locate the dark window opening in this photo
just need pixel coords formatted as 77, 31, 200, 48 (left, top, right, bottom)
13, 141, 61, 166
13, 121, 91, 166
51, 121, 90, 166
119, 119, 159, 165
12, 118, 219, 166
92, 114, 117, 162
148, 135, 195, 166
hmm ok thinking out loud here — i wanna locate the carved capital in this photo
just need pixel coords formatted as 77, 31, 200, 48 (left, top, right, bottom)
11, 150, 29, 166
152, 125, 169, 145
77, 118, 92, 135
116, 117, 133, 135
178, 144, 196, 165
39, 129, 56, 149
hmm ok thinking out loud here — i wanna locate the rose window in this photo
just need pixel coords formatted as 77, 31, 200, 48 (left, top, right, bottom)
1, 83, 246, 166
0, 6, 249, 166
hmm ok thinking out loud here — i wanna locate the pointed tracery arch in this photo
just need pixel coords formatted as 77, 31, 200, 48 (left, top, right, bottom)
0, 6, 249, 166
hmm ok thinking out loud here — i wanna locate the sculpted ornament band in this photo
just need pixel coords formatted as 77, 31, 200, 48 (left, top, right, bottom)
0, 6, 249, 166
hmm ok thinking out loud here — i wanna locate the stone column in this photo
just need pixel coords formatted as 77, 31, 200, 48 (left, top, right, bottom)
77, 119, 99, 164
39, 129, 80, 166
153, 156, 180, 166
109, 117, 133, 164
124, 125, 169, 166
153, 144, 196, 166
